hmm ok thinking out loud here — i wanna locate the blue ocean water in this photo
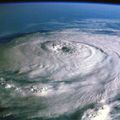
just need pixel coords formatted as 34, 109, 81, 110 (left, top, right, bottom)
1, 2, 120, 40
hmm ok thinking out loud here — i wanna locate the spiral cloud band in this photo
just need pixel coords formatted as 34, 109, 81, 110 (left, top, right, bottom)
0, 28, 120, 120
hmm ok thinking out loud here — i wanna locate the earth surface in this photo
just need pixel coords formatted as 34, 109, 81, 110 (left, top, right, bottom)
1, 2, 120, 120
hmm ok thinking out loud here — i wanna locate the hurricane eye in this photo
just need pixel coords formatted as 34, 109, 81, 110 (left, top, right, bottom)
61, 46, 74, 53
41, 43, 47, 50
61, 46, 70, 52
41, 41, 51, 50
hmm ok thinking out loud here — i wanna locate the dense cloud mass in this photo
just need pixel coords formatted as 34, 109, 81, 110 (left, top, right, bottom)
0, 23, 120, 120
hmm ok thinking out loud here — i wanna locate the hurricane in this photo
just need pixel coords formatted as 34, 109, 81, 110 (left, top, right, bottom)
0, 24, 120, 120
